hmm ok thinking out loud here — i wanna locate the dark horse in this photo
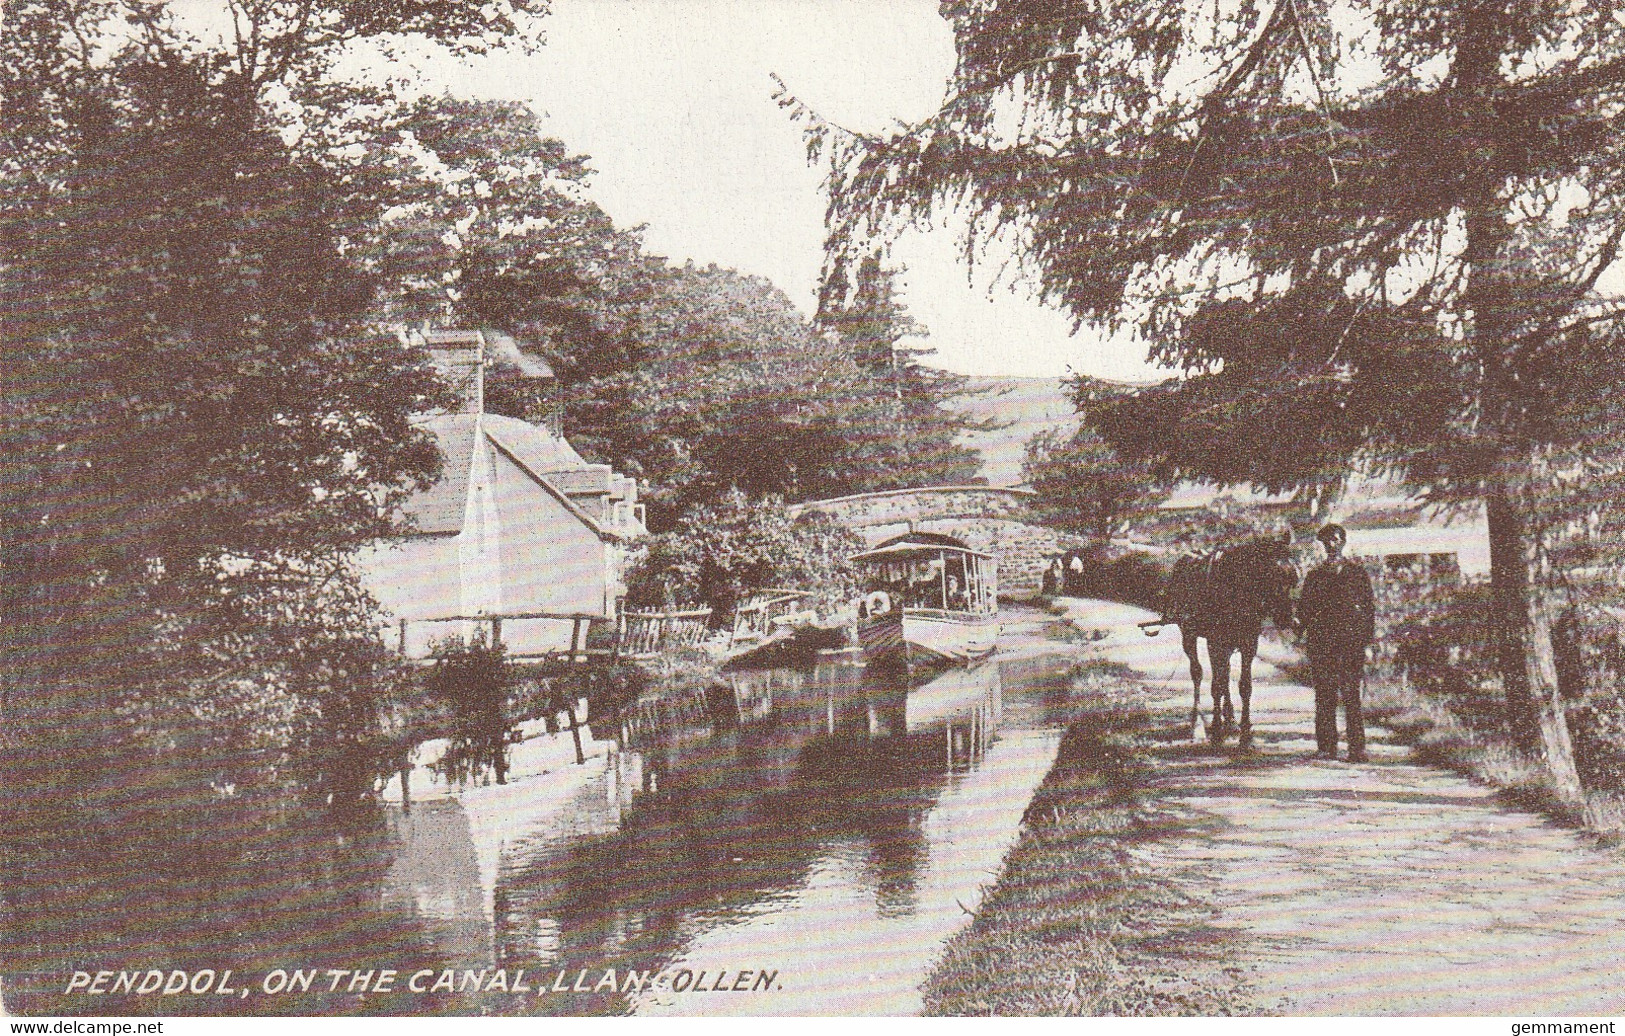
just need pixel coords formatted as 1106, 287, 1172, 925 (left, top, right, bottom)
1157, 535, 1298, 747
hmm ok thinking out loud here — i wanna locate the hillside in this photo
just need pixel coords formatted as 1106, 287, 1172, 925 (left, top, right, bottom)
945, 376, 1080, 487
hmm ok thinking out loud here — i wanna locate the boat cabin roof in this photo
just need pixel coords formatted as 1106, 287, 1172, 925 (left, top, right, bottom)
850, 532, 993, 564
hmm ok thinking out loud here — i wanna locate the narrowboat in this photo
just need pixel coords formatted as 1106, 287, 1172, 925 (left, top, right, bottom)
851, 532, 999, 669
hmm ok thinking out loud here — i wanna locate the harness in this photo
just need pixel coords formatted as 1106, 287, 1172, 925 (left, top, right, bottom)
1140, 549, 1222, 635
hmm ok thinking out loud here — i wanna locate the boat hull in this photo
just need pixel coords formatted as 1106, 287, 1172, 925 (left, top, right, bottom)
857, 607, 999, 669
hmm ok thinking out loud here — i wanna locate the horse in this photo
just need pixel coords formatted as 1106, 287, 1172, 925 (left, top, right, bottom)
1155, 534, 1298, 748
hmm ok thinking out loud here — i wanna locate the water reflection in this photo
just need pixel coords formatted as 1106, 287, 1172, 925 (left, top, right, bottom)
380, 659, 1057, 1015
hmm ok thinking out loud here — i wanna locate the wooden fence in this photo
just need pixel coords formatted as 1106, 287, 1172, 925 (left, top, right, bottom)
395, 605, 715, 662
617, 606, 714, 658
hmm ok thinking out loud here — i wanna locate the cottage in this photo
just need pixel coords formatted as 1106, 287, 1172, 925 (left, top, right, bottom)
1147, 474, 1489, 580
357, 330, 645, 659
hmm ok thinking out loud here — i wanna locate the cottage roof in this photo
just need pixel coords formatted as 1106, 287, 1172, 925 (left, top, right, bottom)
395, 413, 613, 540
480, 413, 587, 474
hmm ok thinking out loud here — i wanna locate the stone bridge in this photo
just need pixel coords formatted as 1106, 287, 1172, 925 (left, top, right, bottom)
788, 485, 1088, 594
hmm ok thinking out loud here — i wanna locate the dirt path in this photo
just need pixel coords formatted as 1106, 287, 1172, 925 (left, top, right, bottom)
1058, 596, 1625, 1016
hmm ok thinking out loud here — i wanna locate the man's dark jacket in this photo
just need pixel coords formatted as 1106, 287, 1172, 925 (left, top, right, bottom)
1297, 557, 1375, 657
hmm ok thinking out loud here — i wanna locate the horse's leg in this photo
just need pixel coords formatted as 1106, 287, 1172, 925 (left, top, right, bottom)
1183, 628, 1203, 740
1237, 637, 1256, 750
1207, 639, 1231, 744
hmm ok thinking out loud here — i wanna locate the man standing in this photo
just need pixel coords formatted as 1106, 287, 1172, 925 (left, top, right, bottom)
1297, 523, 1376, 763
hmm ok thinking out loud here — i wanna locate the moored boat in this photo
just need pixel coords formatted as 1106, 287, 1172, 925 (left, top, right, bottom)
718, 588, 855, 667
851, 532, 999, 670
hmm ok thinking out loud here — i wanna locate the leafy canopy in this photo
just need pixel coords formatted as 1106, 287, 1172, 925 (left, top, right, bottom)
626, 490, 866, 620
1023, 422, 1167, 543
796, 0, 1625, 498
342, 95, 985, 528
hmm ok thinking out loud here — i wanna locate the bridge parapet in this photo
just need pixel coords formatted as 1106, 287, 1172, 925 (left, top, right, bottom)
789, 485, 1037, 529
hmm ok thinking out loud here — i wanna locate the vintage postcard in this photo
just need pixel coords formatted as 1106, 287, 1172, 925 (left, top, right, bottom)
4, 0, 1625, 1022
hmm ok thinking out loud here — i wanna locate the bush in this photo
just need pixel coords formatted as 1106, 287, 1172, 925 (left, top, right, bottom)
513, 655, 650, 727
625, 488, 865, 622
1554, 602, 1625, 795
1384, 583, 1506, 734
424, 633, 515, 785
1381, 580, 1625, 795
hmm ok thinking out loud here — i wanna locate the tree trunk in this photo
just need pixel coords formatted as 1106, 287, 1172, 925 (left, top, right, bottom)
1484, 480, 1583, 802
1451, 23, 1583, 802
492, 724, 508, 785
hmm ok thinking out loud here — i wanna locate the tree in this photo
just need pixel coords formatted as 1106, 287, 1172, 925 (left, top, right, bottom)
522, 259, 974, 527
341, 97, 985, 525
1023, 426, 1165, 544
816, 252, 986, 489
1, 0, 545, 1000
794, 0, 1625, 798
328, 94, 649, 343
818, 252, 928, 377
626, 490, 865, 621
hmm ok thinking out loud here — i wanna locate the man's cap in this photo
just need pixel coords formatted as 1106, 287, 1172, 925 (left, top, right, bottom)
1316, 523, 1347, 545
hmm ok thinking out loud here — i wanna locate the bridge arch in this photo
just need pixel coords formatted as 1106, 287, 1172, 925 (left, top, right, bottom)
790, 485, 1088, 594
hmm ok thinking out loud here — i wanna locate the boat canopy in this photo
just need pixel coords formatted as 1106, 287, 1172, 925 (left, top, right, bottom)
849, 532, 992, 563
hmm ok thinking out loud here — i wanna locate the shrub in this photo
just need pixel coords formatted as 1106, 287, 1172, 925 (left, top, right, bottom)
1384, 583, 1506, 734
513, 655, 650, 727
1381, 580, 1625, 795
1554, 602, 1625, 795
424, 633, 516, 785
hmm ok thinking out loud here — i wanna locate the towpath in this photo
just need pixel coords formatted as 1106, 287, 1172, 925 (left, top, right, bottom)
1057, 596, 1625, 1016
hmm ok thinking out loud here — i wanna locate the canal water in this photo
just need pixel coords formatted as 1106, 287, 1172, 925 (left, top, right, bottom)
379, 649, 1076, 1016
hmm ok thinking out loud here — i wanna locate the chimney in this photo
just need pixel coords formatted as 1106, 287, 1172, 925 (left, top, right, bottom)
482, 328, 563, 436
424, 330, 486, 415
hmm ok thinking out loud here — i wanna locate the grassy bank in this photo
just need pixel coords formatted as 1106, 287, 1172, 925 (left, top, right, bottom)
922, 659, 1261, 1016
1358, 669, 1625, 841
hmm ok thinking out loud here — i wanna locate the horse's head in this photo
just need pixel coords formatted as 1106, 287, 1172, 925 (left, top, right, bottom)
1251, 533, 1300, 630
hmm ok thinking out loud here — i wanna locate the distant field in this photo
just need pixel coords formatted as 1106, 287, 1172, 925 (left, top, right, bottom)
945, 376, 1080, 487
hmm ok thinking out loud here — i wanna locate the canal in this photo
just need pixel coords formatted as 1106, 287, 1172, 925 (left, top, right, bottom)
4, 611, 1084, 1017
380, 636, 1080, 1015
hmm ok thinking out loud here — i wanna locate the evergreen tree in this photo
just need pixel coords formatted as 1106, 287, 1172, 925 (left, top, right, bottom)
816, 252, 985, 489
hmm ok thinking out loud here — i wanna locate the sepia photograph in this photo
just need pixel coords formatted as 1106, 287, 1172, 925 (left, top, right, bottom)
4, 0, 1625, 1020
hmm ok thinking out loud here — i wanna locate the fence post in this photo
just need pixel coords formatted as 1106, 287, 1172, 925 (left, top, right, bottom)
567, 699, 585, 765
